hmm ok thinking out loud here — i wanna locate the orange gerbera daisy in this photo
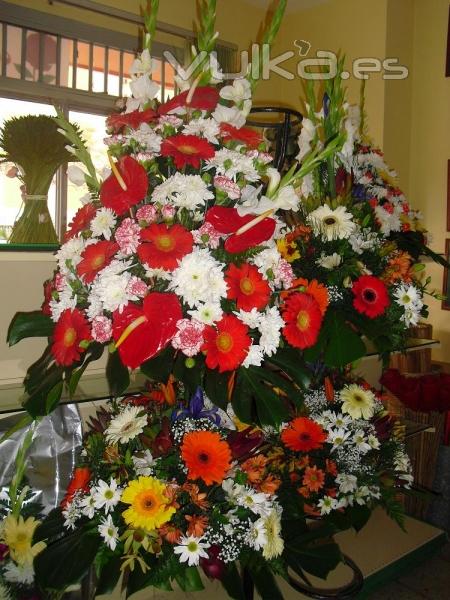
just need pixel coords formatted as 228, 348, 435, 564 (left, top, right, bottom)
281, 292, 323, 349
202, 315, 251, 372
225, 263, 271, 311
159, 523, 182, 544
302, 465, 325, 492
138, 223, 193, 271
282, 278, 329, 315
382, 251, 413, 284
259, 474, 281, 495
160, 134, 215, 169
181, 430, 232, 485
185, 514, 209, 537
281, 417, 327, 452
182, 483, 209, 509
241, 455, 268, 484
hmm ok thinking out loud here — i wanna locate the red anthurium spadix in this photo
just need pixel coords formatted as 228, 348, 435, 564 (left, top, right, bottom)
112, 292, 182, 369
205, 206, 276, 253
100, 156, 148, 215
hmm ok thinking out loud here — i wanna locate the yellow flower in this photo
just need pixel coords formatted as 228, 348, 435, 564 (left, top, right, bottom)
1, 515, 46, 566
276, 238, 300, 263
340, 384, 375, 420
262, 510, 284, 560
121, 476, 175, 532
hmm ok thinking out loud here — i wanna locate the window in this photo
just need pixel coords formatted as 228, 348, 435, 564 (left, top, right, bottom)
0, 5, 178, 243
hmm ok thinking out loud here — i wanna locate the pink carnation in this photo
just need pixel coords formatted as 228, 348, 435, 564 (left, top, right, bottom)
247, 150, 272, 164
214, 175, 241, 200
161, 205, 176, 220
115, 217, 141, 255
171, 318, 205, 357
136, 204, 158, 224
92, 315, 113, 343
127, 276, 148, 298
54, 272, 66, 292
157, 114, 183, 129
192, 222, 222, 249
277, 259, 294, 289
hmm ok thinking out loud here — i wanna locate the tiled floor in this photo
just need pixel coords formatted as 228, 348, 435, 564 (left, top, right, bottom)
367, 542, 450, 599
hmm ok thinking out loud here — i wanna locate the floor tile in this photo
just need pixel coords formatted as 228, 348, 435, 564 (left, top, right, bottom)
366, 580, 426, 599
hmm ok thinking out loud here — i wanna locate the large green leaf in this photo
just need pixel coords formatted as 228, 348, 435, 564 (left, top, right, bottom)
268, 347, 311, 391
68, 342, 104, 397
34, 528, 101, 590
220, 563, 246, 600
244, 559, 283, 600
323, 313, 366, 368
140, 347, 174, 382
106, 351, 130, 398
203, 368, 229, 410
23, 362, 65, 418
173, 352, 203, 394
7, 311, 53, 346
175, 566, 204, 592
34, 508, 65, 543
95, 555, 122, 595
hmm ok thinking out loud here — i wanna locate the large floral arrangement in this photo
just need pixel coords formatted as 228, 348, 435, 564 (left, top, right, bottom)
3, 0, 448, 598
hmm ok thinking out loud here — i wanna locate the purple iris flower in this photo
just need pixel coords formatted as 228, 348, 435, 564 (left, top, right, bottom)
171, 387, 222, 426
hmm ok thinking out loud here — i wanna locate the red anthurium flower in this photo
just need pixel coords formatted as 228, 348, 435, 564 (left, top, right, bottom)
76, 240, 119, 283
51, 309, 91, 366
281, 292, 323, 349
202, 315, 251, 372
160, 134, 215, 169
281, 417, 327, 452
158, 86, 220, 115
100, 156, 148, 215
220, 123, 263, 149
106, 107, 158, 133
204, 206, 276, 253
137, 223, 193, 271
61, 466, 91, 508
225, 262, 270, 311
65, 203, 96, 241
112, 292, 182, 369
352, 275, 390, 318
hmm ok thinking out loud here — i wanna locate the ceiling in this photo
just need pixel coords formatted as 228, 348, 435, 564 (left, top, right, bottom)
244, 0, 331, 13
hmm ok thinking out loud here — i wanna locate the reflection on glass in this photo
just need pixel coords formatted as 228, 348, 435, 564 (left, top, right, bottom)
5, 25, 21, 79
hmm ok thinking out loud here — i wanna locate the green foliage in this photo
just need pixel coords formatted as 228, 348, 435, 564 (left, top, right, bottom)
143, 0, 160, 53
106, 350, 130, 398
7, 311, 54, 346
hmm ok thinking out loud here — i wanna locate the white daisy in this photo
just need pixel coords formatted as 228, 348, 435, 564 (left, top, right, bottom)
105, 405, 148, 445
307, 204, 356, 241
3, 562, 35, 585
80, 493, 97, 519
317, 252, 342, 269
98, 514, 119, 551
92, 479, 121, 514
367, 434, 381, 450
188, 302, 223, 325
352, 430, 372, 454
235, 486, 272, 517
317, 495, 338, 515
328, 428, 352, 451
174, 535, 210, 566
247, 517, 267, 551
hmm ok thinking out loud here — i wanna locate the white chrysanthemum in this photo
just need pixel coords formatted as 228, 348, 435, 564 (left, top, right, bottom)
251, 247, 288, 288
394, 284, 422, 309
188, 302, 223, 325
243, 343, 264, 368
318, 496, 339, 515
183, 117, 220, 144
340, 384, 375, 420
128, 123, 162, 154
206, 148, 259, 182
235, 307, 262, 329
105, 405, 148, 444
307, 204, 356, 241
317, 252, 342, 269
98, 514, 119, 551
152, 172, 214, 211
56, 237, 86, 274
169, 248, 227, 308
3, 562, 35, 585
49, 286, 77, 322
92, 479, 121, 514
90, 207, 116, 240
174, 536, 210, 567
374, 204, 402, 236
262, 508, 284, 559
258, 306, 284, 357
91, 271, 132, 313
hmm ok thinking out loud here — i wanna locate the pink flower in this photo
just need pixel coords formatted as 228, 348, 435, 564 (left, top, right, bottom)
214, 175, 241, 200
115, 217, 141, 255
171, 318, 205, 357
246, 150, 272, 164
127, 276, 148, 298
192, 222, 222, 249
136, 204, 158, 224
6, 166, 19, 178
277, 259, 294, 289
92, 315, 113, 343
161, 205, 176, 220
157, 114, 183, 129
54, 272, 66, 292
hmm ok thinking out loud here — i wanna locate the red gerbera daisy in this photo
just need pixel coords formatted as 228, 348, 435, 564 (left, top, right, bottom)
112, 293, 182, 369
181, 430, 232, 485
64, 203, 96, 241
51, 308, 91, 366
281, 417, 327, 452
100, 156, 148, 215
202, 315, 251, 372
76, 240, 119, 284
137, 223, 193, 271
61, 466, 91, 508
106, 107, 158, 133
281, 292, 323, 349
352, 275, 390, 318
158, 86, 220, 115
220, 123, 263, 149
225, 262, 270, 311
160, 134, 215, 169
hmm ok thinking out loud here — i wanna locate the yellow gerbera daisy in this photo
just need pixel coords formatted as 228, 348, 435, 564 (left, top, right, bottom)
276, 238, 300, 263
1, 515, 46, 566
121, 476, 176, 532
262, 509, 284, 560
340, 384, 375, 420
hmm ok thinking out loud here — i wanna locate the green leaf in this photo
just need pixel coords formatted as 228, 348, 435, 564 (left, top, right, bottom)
323, 313, 366, 368
34, 508, 65, 543
140, 347, 174, 382
173, 352, 203, 394
0, 412, 33, 444
45, 380, 64, 414
220, 563, 246, 600
7, 311, 53, 346
34, 528, 101, 590
268, 347, 311, 390
68, 342, 104, 397
203, 368, 229, 410
95, 555, 122, 595
245, 560, 283, 600
106, 351, 130, 398
23, 363, 65, 418
175, 566, 204, 592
